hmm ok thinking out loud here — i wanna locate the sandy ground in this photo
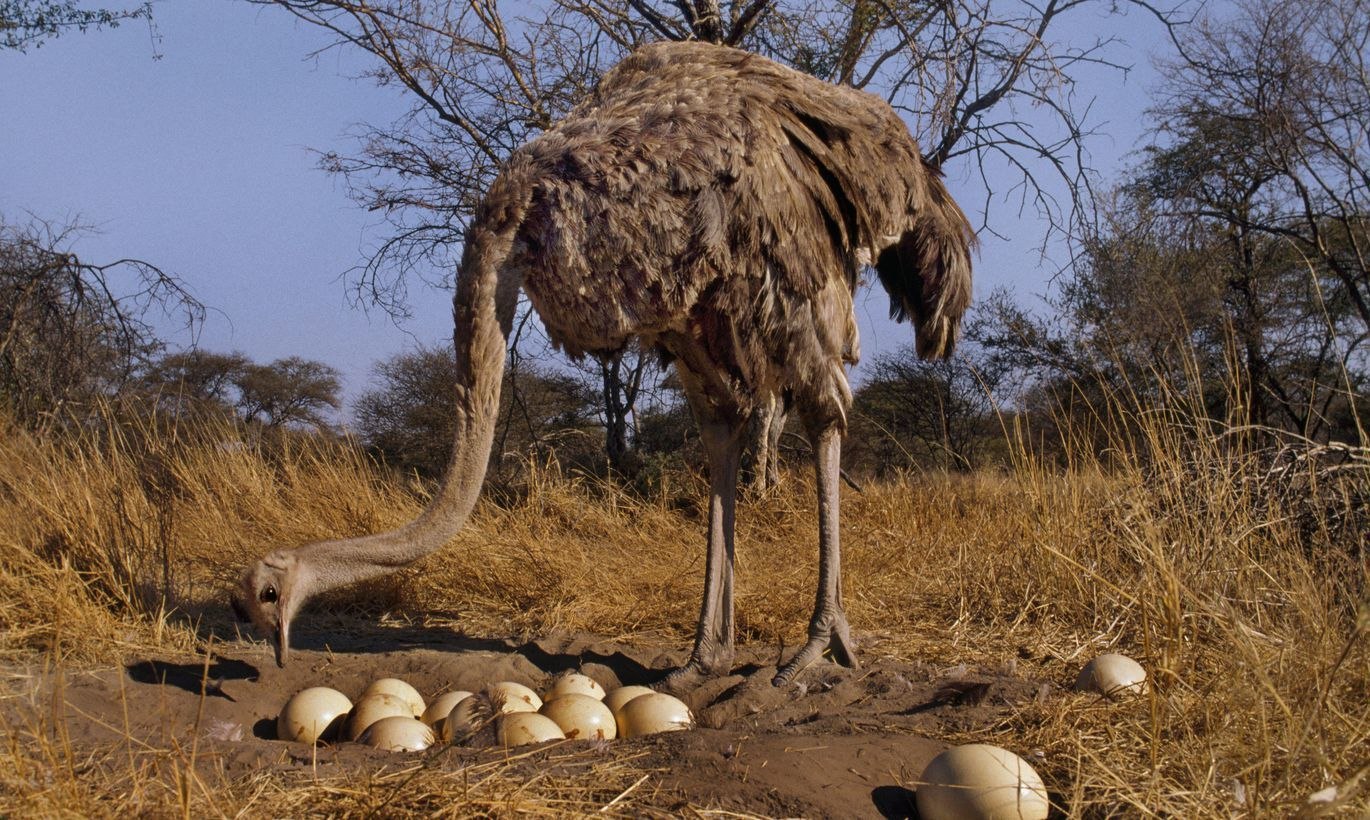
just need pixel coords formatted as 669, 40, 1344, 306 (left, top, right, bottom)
5, 624, 1053, 818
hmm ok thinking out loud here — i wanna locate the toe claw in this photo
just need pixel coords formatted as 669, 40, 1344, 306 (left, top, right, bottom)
772, 620, 859, 686
657, 653, 732, 694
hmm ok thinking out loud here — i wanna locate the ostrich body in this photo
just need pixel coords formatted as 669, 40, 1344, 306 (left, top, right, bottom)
237, 41, 974, 687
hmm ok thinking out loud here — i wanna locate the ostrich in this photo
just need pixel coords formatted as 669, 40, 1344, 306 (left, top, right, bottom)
235, 40, 974, 687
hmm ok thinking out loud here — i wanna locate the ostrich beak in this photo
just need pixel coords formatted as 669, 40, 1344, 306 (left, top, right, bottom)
274, 616, 291, 667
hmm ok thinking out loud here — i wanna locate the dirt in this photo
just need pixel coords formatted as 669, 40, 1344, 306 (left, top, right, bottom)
2, 624, 1053, 818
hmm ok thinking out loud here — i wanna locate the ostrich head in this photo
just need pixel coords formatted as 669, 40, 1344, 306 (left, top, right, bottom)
232, 550, 306, 667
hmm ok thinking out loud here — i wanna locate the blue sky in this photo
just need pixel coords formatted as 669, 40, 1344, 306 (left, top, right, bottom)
0, 1, 1173, 418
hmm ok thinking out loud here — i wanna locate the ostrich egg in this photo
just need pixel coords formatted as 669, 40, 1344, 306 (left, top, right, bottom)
361, 677, 426, 717
421, 690, 474, 727
546, 672, 607, 701
277, 686, 352, 744
603, 685, 656, 714
441, 693, 490, 741
616, 692, 693, 738
345, 692, 412, 741
916, 744, 1049, 820
540, 693, 617, 740
358, 715, 435, 752
1074, 653, 1147, 697
497, 712, 566, 746
488, 681, 542, 712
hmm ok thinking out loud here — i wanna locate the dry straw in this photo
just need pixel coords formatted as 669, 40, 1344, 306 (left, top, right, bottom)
0, 374, 1364, 815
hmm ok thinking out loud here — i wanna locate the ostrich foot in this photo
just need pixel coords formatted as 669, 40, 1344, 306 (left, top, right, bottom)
772, 613, 858, 686
657, 647, 734, 693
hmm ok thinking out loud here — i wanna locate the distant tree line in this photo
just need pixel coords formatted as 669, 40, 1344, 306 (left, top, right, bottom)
0, 217, 342, 433
140, 350, 342, 431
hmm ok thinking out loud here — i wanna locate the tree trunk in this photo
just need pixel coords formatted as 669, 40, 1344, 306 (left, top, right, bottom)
599, 347, 646, 475
691, 0, 724, 43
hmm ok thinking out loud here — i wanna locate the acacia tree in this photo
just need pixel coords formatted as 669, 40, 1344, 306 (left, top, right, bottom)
354, 344, 458, 476
140, 349, 252, 415
253, 0, 1168, 471
236, 356, 343, 429
142, 349, 343, 431
1151, 0, 1370, 334
355, 342, 598, 478
1109, 0, 1370, 438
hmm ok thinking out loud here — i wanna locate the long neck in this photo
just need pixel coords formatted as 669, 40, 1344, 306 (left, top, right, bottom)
293, 209, 522, 596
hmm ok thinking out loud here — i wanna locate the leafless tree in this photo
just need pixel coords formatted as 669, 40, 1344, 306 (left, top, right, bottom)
0, 216, 202, 427
968, 168, 1368, 451
1083, 0, 1370, 440
594, 341, 651, 474
262, 0, 1151, 292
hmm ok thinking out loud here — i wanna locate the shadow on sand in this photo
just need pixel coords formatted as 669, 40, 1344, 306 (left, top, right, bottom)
126, 617, 670, 697
871, 784, 920, 819
125, 656, 260, 700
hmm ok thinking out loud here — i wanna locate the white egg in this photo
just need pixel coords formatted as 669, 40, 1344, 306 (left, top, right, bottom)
441, 693, 492, 742
603, 685, 656, 714
357, 715, 435, 752
345, 692, 412, 741
616, 692, 693, 738
1074, 653, 1146, 698
361, 677, 426, 717
545, 672, 606, 701
488, 681, 542, 712
540, 693, 617, 740
277, 686, 352, 744
497, 712, 566, 747
420, 690, 474, 727
916, 744, 1049, 820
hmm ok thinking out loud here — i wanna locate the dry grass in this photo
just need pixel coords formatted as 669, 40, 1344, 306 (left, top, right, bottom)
0, 396, 1365, 816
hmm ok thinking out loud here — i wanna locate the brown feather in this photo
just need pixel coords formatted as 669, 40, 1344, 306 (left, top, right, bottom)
505, 40, 975, 417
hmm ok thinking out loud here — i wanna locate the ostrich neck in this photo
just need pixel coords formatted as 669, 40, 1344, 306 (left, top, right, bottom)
289, 218, 517, 601
291, 411, 495, 592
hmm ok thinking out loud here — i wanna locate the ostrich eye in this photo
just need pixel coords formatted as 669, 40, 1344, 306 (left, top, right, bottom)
260, 585, 278, 604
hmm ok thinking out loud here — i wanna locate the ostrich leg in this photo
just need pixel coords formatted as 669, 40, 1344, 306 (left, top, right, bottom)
742, 393, 779, 493
662, 418, 742, 689
773, 424, 858, 685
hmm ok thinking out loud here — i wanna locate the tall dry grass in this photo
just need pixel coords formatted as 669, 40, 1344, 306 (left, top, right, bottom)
0, 386, 1365, 815
0, 409, 427, 663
